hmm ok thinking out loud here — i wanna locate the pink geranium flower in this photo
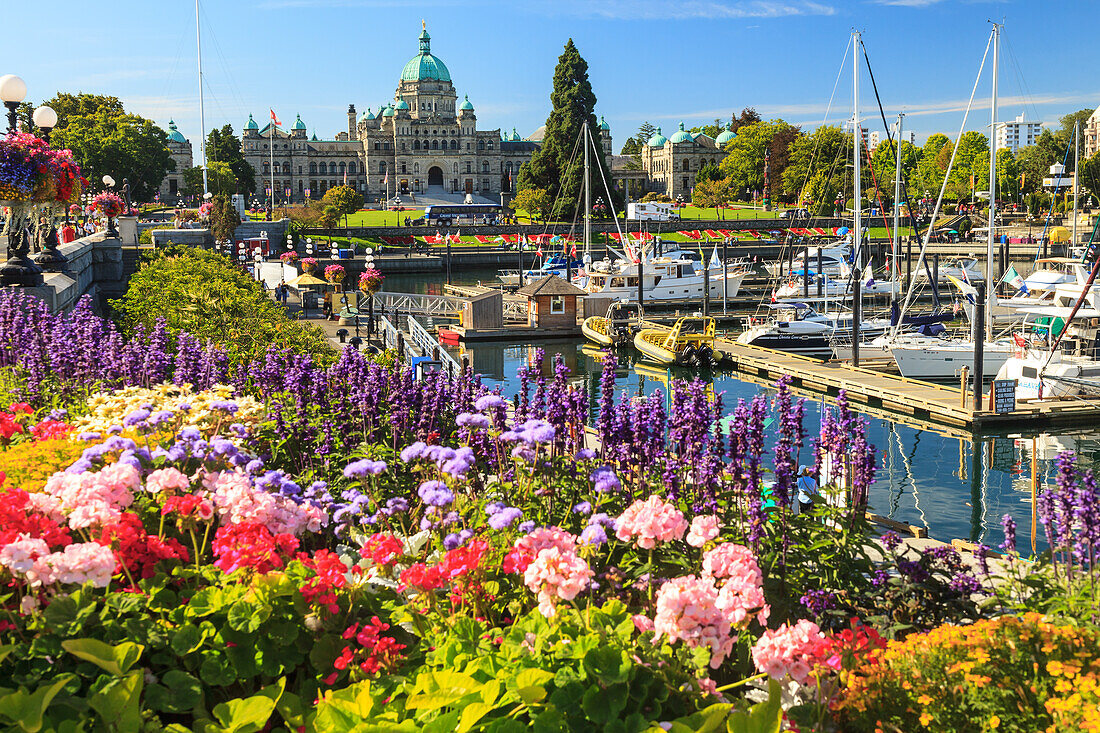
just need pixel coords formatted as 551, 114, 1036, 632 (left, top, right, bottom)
686, 515, 720, 547
615, 496, 688, 549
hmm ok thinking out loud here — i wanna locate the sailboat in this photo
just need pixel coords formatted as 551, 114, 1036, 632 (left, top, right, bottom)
886, 24, 1016, 381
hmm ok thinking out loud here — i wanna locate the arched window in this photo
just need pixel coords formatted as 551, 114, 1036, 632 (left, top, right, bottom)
348, 162, 356, 174
477, 139, 485, 151
379, 162, 386, 174
453, 162, 458, 173
431, 140, 438, 150
450, 139, 457, 149
487, 140, 493, 149
339, 163, 346, 175
309, 162, 316, 174
414, 163, 419, 173
482, 161, 489, 173
414, 140, 420, 150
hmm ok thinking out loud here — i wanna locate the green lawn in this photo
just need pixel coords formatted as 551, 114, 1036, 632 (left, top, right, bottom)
342, 209, 426, 227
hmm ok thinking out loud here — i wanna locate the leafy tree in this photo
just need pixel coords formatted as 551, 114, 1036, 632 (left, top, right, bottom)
1058, 109, 1094, 163
913, 133, 951, 200
689, 119, 725, 140
718, 119, 801, 203
869, 138, 920, 209
322, 184, 364, 227
803, 171, 838, 216
730, 108, 761, 134
512, 187, 553, 223
636, 122, 657, 144
692, 177, 733, 210
944, 131, 989, 200
995, 148, 1020, 204
184, 162, 236, 197
210, 193, 240, 243
1015, 144, 1049, 196
47, 94, 173, 201
620, 137, 641, 156
783, 125, 846, 201
695, 161, 722, 184
518, 39, 616, 218
1079, 150, 1100, 199
207, 125, 255, 194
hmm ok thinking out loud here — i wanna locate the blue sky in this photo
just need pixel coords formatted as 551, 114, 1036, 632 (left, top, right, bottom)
6, 0, 1097, 152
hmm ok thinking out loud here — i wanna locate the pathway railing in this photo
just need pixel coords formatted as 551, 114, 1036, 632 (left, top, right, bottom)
405, 315, 462, 376
371, 291, 464, 318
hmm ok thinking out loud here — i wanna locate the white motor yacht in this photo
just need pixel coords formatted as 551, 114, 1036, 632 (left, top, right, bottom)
737, 303, 893, 359
584, 254, 749, 302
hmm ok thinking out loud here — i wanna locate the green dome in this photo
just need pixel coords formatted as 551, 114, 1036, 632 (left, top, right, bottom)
394, 98, 409, 111
166, 120, 186, 143
511, 128, 521, 141
381, 105, 395, 118
400, 27, 452, 83
458, 94, 474, 112
668, 122, 692, 144
716, 128, 736, 146
360, 107, 375, 121
646, 127, 667, 147
598, 115, 610, 131
244, 114, 258, 131
293, 114, 306, 130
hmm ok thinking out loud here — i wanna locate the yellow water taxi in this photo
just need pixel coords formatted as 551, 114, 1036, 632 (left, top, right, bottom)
633, 316, 718, 367
582, 301, 644, 348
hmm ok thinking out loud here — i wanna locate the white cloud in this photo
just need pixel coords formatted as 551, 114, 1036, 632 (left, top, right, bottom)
534, 0, 836, 20
871, 0, 944, 6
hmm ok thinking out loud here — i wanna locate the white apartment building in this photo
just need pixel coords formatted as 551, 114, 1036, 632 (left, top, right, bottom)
996, 112, 1041, 154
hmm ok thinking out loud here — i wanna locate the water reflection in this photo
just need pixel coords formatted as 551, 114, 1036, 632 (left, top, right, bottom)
449, 338, 1100, 551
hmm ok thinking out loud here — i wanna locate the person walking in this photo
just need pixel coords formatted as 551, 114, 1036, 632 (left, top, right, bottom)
794, 465, 819, 516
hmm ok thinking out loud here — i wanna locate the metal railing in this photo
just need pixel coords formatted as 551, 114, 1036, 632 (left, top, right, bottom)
405, 315, 462, 376
370, 291, 464, 318
503, 298, 527, 321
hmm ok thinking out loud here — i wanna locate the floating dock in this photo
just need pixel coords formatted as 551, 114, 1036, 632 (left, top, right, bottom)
713, 339, 1100, 433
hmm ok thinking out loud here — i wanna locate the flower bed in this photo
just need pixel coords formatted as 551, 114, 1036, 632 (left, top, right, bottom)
0, 283, 1095, 731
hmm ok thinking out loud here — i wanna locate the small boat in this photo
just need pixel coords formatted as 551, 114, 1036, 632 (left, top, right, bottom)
498, 254, 583, 287
634, 316, 718, 367
582, 301, 645, 348
737, 302, 893, 359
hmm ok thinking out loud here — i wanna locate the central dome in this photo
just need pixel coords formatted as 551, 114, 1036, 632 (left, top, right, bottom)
401, 27, 451, 83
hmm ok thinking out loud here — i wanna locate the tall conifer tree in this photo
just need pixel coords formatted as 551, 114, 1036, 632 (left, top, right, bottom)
519, 39, 617, 218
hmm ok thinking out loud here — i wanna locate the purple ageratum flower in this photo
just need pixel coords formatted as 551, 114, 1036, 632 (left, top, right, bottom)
148, 410, 175, 427
424, 445, 456, 464
417, 480, 454, 507
77, 431, 101, 442
579, 524, 607, 546
343, 458, 388, 479
123, 409, 150, 427
177, 403, 192, 412
229, 423, 249, 439
179, 427, 202, 442
245, 458, 265, 474
518, 521, 535, 533
949, 572, 983, 595
107, 425, 123, 435
474, 394, 507, 411
210, 400, 239, 414
573, 501, 592, 515
520, 419, 556, 444
443, 533, 463, 550
590, 467, 621, 493
799, 589, 837, 615
209, 438, 237, 457
881, 531, 901, 551
511, 444, 536, 463
442, 447, 476, 478
166, 444, 188, 463
488, 507, 523, 530
575, 448, 597, 461
400, 441, 427, 463
47, 408, 67, 421
499, 430, 521, 443
456, 412, 491, 430
385, 497, 409, 514
588, 513, 616, 529
484, 501, 505, 515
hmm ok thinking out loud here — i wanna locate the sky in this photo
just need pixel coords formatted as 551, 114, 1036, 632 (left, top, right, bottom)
4, 0, 1098, 154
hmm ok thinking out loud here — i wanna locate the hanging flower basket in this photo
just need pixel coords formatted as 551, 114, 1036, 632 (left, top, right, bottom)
324, 264, 346, 284
199, 202, 214, 220
300, 257, 318, 274
358, 267, 384, 294
91, 192, 124, 218
280, 251, 299, 265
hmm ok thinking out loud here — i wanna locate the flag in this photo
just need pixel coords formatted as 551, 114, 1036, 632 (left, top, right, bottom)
1001, 264, 1027, 293
570, 244, 578, 258
269, 109, 281, 127
862, 264, 875, 288
343, 170, 348, 185
709, 246, 721, 271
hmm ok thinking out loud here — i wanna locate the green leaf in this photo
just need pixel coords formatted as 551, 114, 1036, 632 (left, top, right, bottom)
185, 587, 224, 617
61, 638, 144, 676
211, 680, 284, 733
87, 670, 143, 733
456, 701, 493, 733
581, 682, 628, 724
582, 647, 629, 684
0, 674, 74, 733
227, 600, 270, 633
170, 625, 204, 656
421, 710, 461, 733
0, 645, 12, 666
486, 720, 526, 733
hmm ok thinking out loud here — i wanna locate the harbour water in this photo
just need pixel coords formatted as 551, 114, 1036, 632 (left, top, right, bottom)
387, 269, 1097, 552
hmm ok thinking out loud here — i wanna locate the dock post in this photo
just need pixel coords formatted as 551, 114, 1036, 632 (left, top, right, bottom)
703, 257, 710, 317
396, 331, 405, 363
852, 277, 861, 367
906, 239, 912, 292
803, 254, 809, 299
446, 240, 452, 285
972, 282, 985, 409
518, 238, 524, 288
999, 242, 1007, 292
933, 253, 939, 285
817, 247, 823, 298
960, 366, 969, 408
722, 237, 729, 314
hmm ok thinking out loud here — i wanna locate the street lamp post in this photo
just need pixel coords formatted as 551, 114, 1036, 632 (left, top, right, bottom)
102, 175, 119, 236
0, 75, 26, 132
0, 76, 48, 285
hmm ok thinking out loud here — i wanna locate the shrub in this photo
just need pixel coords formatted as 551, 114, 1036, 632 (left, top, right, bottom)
111, 246, 332, 365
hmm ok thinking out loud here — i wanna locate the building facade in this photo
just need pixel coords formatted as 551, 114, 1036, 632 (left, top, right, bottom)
158, 120, 193, 202
240, 25, 543, 205
868, 128, 916, 150
638, 122, 727, 199
996, 112, 1041, 154
1084, 107, 1100, 160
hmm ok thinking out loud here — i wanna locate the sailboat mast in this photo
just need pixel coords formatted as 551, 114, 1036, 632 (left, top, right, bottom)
985, 22, 999, 341
196, 0, 208, 197
584, 122, 591, 259
1074, 118, 1079, 250
893, 113, 903, 283
853, 31, 862, 277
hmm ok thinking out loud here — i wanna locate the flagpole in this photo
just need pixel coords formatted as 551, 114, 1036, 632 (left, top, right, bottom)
1073, 118, 1079, 251
196, 0, 208, 197
270, 118, 274, 217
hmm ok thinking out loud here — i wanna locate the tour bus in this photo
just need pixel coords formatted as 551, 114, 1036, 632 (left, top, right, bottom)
627, 202, 679, 221
423, 204, 502, 226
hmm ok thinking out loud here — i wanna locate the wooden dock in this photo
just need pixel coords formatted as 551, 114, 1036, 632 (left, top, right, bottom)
713, 339, 1100, 433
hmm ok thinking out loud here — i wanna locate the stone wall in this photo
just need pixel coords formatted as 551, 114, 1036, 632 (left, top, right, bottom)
18, 233, 124, 313
149, 219, 289, 250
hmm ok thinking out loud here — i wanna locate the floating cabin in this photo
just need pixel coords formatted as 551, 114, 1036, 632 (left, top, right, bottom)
515, 274, 587, 330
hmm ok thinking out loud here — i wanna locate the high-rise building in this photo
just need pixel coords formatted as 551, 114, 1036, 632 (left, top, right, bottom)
996, 112, 1041, 154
